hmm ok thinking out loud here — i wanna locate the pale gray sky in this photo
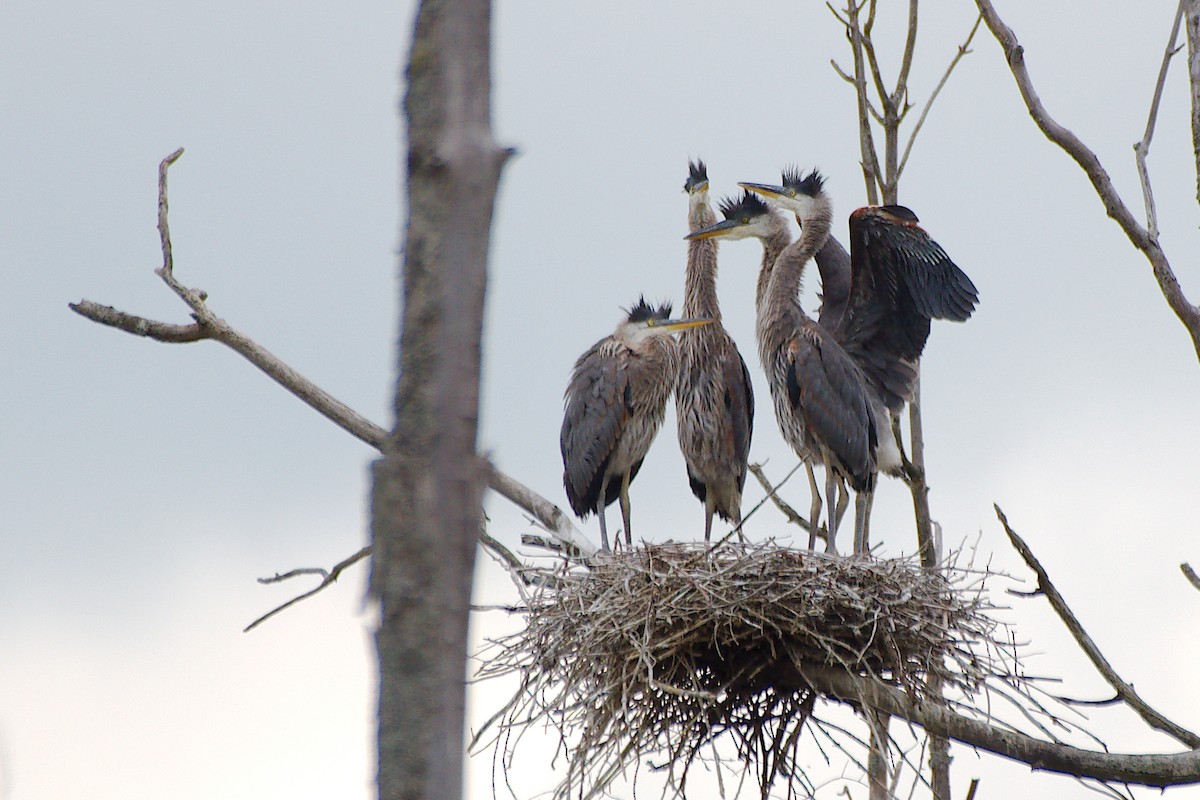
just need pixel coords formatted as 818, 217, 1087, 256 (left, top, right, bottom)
2, 1, 1198, 798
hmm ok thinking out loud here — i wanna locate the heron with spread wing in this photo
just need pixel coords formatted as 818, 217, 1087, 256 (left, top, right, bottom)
561, 299, 712, 550
689, 170, 977, 554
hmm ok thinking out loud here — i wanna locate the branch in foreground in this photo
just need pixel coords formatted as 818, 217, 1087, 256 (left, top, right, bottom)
974, 0, 1200, 361
994, 504, 1200, 749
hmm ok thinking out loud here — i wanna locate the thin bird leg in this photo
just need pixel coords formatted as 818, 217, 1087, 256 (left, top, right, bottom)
823, 460, 841, 555
619, 472, 633, 547
806, 462, 823, 550
853, 489, 871, 556
598, 477, 612, 551
703, 496, 715, 542
836, 482, 850, 533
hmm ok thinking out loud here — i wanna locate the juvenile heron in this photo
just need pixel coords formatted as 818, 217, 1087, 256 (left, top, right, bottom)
561, 299, 712, 550
675, 160, 755, 541
689, 171, 977, 554
687, 191, 831, 547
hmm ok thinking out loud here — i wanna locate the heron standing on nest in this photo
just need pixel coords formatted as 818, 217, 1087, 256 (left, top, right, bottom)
675, 160, 755, 541
690, 171, 977, 554
561, 299, 712, 550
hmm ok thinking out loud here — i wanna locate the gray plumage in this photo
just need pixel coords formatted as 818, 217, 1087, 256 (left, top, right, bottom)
695, 170, 978, 555
675, 160, 755, 541
561, 299, 707, 550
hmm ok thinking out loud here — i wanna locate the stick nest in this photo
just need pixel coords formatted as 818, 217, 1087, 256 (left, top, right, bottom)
477, 541, 1008, 798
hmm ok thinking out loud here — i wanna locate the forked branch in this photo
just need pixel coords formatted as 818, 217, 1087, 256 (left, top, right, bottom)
974, 0, 1200, 362
70, 151, 597, 564
994, 505, 1200, 749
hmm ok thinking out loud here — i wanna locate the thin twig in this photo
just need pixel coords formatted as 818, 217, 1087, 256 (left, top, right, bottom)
994, 504, 1200, 748
244, 545, 371, 632
747, 462, 829, 543
1135, 1, 1185, 243
898, 13, 983, 180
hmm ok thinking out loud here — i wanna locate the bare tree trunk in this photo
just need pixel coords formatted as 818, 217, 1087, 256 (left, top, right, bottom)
372, 1, 507, 798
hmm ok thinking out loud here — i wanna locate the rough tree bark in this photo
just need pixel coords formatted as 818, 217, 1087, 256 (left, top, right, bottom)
372, 1, 508, 798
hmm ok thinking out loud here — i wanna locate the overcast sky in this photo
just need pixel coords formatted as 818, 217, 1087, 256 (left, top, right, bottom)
3, 1, 1199, 798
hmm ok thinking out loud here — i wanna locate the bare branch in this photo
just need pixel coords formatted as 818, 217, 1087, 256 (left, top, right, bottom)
747, 462, 826, 541
898, 13, 984, 180
244, 545, 371, 632
1134, 2, 1185, 242
804, 664, 1200, 787
994, 505, 1200, 749
844, 0, 884, 203
67, 301, 208, 342
975, 0, 1200, 362
70, 150, 597, 559
1187, 0, 1200, 204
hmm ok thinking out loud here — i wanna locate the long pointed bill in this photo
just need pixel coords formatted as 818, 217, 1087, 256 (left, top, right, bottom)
737, 181, 791, 201
684, 219, 742, 240
648, 317, 713, 332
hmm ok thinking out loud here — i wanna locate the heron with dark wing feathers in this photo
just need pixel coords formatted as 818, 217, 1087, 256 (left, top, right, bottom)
689, 169, 978, 555
561, 298, 713, 550
675, 160, 755, 541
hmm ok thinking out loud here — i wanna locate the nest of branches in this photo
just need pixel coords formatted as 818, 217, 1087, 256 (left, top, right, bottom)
477, 540, 1010, 798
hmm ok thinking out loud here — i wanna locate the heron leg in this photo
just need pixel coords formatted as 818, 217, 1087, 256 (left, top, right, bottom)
597, 476, 611, 551
853, 489, 871, 556
619, 472, 633, 547
823, 461, 840, 555
836, 482, 850, 532
703, 496, 715, 543
805, 462, 822, 550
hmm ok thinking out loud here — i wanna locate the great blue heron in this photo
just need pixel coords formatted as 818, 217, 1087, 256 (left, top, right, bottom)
561, 299, 712, 550
686, 190, 837, 547
689, 172, 977, 554
675, 160, 755, 541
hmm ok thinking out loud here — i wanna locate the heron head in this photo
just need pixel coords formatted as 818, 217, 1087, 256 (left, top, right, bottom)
739, 167, 827, 220
619, 297, 712, 346
684, 191, 773, 241
684, 159, 709, 195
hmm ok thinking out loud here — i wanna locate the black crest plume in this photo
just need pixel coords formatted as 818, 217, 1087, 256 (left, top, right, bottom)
782, 166, 825, 197
685, 159, 709, 192
626, 296, 672, 323
718, 191, 769, 221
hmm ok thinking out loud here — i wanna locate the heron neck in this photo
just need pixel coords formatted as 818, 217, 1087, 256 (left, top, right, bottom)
753, 222, 792, 315
767, 201, 832, 313
683, 197, 721, 320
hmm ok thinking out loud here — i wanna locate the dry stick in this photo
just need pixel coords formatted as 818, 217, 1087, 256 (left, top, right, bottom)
974, 0, 1200, 362
747, 462, 830, 544
1188, 0, 1200, 205
1135, 1, 1185, 242
897, 13, 984, 180
244, 546, 372, 632
994, 504, 1200, 749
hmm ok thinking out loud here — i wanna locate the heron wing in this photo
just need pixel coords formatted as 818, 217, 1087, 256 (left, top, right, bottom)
837, 205, 977, 409
560, 340, 630, 516
785, 325, 876, 490
723, 347, 755, 493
